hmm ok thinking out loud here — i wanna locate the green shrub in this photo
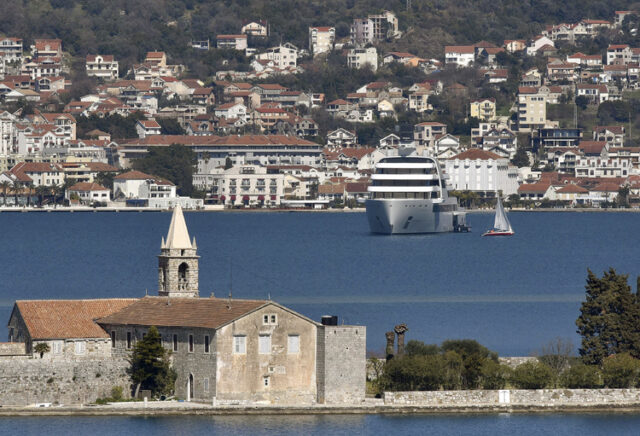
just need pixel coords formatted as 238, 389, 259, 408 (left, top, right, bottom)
561, 364, 603, 388
111, 386, 124, 401
511, 361, 553, 389
602, 353, 640, 388
481, 360, 512, 389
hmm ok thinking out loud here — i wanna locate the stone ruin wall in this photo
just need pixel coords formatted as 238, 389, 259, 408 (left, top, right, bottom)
0, 356, 130, 406
384, 389, 640, 407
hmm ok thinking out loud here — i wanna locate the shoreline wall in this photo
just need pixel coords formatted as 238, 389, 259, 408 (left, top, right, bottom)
0, 358, 130, 406
384, 389, 640, 406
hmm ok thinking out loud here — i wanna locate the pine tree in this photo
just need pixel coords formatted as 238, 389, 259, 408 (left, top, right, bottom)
128, 326, 177, 398
576, 268, 640, 365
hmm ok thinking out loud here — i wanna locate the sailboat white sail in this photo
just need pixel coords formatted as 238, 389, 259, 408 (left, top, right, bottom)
483, 195, 514, 236
493, 196, 512, 232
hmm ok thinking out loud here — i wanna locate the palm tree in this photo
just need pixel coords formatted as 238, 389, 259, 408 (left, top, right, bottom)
0, 181, 11, 206
13, 181, 21, 207
35, 185, 50, 207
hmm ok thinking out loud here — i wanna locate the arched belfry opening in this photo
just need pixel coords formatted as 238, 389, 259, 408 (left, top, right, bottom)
157, 205, 200, 298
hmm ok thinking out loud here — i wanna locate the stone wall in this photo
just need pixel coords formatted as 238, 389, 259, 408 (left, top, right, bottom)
0, 357, 130, 406
0, 342, 26, 356
384, 389, 640, 406
317, 325, 367, 404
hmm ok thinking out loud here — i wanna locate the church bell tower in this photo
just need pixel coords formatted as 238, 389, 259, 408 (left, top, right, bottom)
158, 205, 199, 298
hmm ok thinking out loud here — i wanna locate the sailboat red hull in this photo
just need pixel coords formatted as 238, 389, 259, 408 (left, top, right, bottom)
482, 230, 514, 237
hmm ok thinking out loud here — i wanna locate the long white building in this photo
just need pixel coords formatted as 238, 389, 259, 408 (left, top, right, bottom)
444, 149, 519, 196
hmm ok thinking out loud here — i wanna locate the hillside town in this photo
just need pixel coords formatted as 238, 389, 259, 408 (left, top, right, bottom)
3, 10, 640, 209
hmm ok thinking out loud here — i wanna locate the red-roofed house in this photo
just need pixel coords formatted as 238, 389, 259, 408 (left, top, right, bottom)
555, 183, 589, 205
444, 45, 475, 67
576, 84, 609, 104
593, 126, 625, 146
85, 55, 119, 80
607, 44, 632, 65
518, 182, 553, 200
113, 170, 176, 200
136, 119, 161, 138
67, 182, 111, 204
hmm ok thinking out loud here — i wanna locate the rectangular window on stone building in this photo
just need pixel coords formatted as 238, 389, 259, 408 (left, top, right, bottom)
75, 341, 86, 355
263, 376, 270, 387
189, 334, 194, 353
204, 378, 209, 392
233, 335, 246, 354
204, 335, 210, 353
126, 332, 132, 349
173, 334, 178, 352
259, 335, 271, 354
52, 341, 63, 354
288, 335, 300, 354
111, 331, 116, 348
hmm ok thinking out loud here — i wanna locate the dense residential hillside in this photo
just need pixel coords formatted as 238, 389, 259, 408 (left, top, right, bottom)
1, 0, 638, 73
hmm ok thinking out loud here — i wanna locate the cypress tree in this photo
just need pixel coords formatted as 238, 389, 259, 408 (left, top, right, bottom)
128, 326, 177, 398
576, 268, 640, 365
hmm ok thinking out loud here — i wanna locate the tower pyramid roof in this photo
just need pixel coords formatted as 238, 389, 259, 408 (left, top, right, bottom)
164, 205, 192, 249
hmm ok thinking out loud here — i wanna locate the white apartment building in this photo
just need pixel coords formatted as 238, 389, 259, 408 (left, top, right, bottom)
347, 47, 378, 72
444, 46, 475, 67
414, 122, 447, 149
85, 55, 119, 80
606, 44, 632, 65
0, 111, 18, 155
575, 156, 631, 178
445, 149, 519, 196
255, 44, 298, 69
309, 27, 335, 57
206, 164, 285, 207
350, 11, 399, 46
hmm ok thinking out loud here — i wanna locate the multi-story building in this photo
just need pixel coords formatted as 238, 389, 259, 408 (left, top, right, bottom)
470, 98, 496, 121
414, 122, 447, 149
241, 20, 268, 37
85, 55, 119, 80
444, 46, 475, 67
517, 87, 547, 132
350, 11, 399, 46
607, 44, 632, 65
347, 47, 378, 71
217, 35, 248, 50
255, 44, 298, 69
445, 149, 519, 196
119, 135, 323, 169
198, 164, 284, 207
309, 27, 335, 57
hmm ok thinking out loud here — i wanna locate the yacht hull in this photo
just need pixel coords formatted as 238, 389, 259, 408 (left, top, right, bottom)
365, 199, 461, 234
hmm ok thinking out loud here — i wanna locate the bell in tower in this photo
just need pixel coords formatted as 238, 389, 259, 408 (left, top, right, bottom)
158, 205, 199, 298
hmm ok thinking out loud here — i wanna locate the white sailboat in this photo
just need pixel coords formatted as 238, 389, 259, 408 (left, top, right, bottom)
482, 195, 514, 236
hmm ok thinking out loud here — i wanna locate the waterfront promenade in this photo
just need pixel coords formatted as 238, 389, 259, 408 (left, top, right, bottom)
3, 390, 640, 416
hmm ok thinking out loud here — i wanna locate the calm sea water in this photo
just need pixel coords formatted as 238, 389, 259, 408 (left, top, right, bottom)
1, 210, 639, 357
2, 413, 640, 435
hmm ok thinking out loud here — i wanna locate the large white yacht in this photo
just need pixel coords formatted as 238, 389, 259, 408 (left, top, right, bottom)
366, 155, 467, 234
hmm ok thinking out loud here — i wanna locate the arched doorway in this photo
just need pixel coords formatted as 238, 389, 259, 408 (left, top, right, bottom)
187, 374, 194, 402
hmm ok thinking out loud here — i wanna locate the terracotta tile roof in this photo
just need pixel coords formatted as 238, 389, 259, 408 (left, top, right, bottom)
97, 296, 267, 329
579, 141, 607, 155
114, 170, 155, 180
556, 184, 588, 193
123, 135, 317, 147
518, 86, 539, 94
449, 149, 502, 160
592, 182, 621, 192
69, 182, 109, 192
518, 182, 551, 193
595, 125, 624, 134
86, 54, 114, 62
445, 45, 475, 54
318, 184, 344, 195
217, 34, 247, 39
310, 26, 334, 31
15, 299, 138, 339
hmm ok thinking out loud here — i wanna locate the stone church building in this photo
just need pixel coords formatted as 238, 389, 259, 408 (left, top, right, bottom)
3, 206, 366, 405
